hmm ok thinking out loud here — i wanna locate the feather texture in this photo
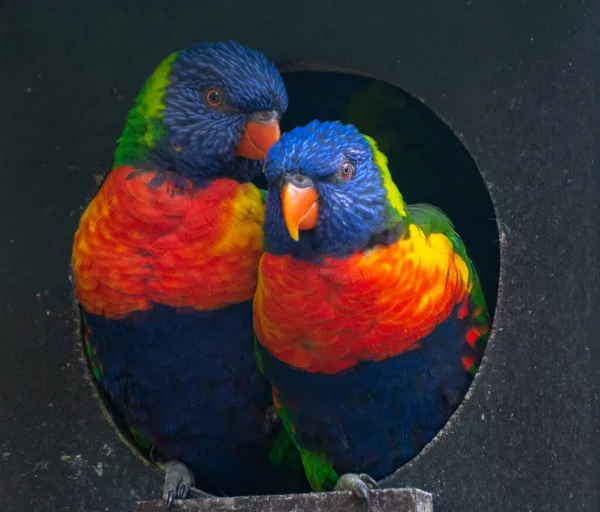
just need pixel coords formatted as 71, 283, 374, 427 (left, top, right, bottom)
254, 121, 490, 490
255, 223, 479, 374
73, 166, 264, 317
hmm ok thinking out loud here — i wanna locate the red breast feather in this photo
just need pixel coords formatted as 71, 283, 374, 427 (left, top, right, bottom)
254, 223, 487, 374
72, 165, 264, 318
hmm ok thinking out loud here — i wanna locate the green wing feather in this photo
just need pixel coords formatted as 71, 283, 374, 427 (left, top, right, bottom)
254, 337, 321, 487
274, 403, 339, 492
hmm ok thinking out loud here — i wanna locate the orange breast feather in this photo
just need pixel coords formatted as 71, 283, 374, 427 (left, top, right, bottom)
72, 166, 264, 318
254, 224, 472, 373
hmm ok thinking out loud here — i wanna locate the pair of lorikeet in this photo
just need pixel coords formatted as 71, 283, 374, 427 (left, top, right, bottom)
71, 41, 489, 507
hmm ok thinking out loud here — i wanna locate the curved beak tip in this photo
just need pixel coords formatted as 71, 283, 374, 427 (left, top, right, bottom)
288, 226, 300, 242
280, 183, 319, 241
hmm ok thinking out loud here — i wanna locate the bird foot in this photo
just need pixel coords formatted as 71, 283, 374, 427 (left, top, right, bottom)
161, 460, 195, 509
334, 473, 380, 510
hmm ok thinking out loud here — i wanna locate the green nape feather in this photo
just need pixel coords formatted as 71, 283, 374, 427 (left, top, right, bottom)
113, 52, 179, 169
364, 135, 406, 217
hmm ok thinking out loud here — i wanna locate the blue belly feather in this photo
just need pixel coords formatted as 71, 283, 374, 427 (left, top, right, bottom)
257, 304, 481, 482
84, 302, 308, 496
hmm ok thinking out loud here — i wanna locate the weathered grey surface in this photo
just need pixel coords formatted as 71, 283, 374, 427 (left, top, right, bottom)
135, 489, 433, 512
1, 1, 599, 511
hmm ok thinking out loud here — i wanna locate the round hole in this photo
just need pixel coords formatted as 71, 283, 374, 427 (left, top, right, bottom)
79, 66, 500, 496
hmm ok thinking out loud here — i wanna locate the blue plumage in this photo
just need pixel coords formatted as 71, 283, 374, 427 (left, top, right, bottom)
160, 41, 288, 181
73, 41, 307, 499
254, 121, 489, 497
85, 303, 304, 496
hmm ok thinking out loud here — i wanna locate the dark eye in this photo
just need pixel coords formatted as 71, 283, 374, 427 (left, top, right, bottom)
206, 89, 221, 107
338, 160, 354, 180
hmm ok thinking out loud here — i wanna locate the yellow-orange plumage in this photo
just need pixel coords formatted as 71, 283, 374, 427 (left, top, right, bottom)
72, 165, 264, 318
254, 224, 472, 374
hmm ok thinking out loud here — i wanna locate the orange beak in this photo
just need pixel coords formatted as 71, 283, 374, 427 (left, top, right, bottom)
281, 182, 320, 241
236, 111, 280, 160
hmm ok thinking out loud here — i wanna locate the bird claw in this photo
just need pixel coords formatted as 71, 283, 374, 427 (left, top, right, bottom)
165, 490, 174, 510
334, 473, 380, 510
162, 460, 195, 509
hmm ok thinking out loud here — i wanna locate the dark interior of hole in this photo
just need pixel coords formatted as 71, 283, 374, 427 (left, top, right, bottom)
81, 68, 501, 490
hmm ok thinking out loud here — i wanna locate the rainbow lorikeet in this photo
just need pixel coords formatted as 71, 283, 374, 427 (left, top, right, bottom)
253, 121, 490, 507
71, 41, 309, 503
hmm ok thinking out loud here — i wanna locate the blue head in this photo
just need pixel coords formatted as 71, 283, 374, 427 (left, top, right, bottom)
263, 120, 408, 260
114, 41, 288, 183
